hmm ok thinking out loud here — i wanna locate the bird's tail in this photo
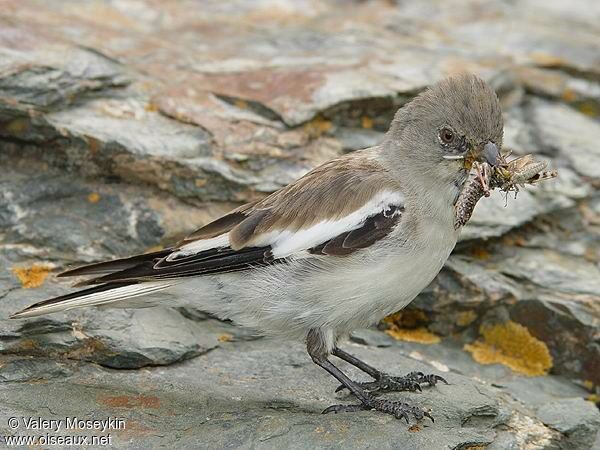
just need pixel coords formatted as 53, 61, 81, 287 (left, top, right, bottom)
10, 281, 175, 319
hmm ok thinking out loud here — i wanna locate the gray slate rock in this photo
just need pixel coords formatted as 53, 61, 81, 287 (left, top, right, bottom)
537, 398, 600, 449
1, 1, 600, 448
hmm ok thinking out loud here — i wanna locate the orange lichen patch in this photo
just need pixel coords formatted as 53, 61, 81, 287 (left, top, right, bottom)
15, 338, 39, 351
87, 192, 101, 203
471, 246, 491, 260
383, 309, 428, 328
577, 102, 600, 118
303, 116, 332, 138
464, 321, 553, 376
11, 264, 51, 288
85, 135, 102, 155
65, 338, 107, 360
587, 394, 600, 405
234, 99, 249, 109
385, 326, 441, 344
502, 234, 527, 247
312, 422, 350, 440
361, 116, 373, 129
408, 424, 421, 432
144, 101, 159, 112
6, 118, 28, 134
99, 395, 160, 409
218, 333, 233, 342
583, 380, 594, 390
561, 88, 578, 103
456, 310, 477, 327
195, 178, 208, 188
583, 247, 598, 263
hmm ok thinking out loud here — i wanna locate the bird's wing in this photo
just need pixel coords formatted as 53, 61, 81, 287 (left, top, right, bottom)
60, 152, 405, 285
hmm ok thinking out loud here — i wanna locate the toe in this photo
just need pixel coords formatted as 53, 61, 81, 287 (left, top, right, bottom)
395, 410, 410, 423
322, 404, 365, 414
410, 381, 423, 392
426, 374, 448, 386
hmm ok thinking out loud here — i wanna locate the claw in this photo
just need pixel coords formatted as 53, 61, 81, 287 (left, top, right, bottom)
424, 411, 435, 423
435, 375, 449, 385
322, 405, 336, 415
322, 404, 364, 414
409, 382, 422, 392
421, 374, 448, 386
396, 410, 410, 423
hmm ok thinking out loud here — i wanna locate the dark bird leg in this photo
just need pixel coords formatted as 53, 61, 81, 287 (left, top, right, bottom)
306, 330, 433, 423
332, 347, 448, 394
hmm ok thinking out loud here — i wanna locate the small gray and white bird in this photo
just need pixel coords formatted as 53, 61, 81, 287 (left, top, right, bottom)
11, 74, 503, 422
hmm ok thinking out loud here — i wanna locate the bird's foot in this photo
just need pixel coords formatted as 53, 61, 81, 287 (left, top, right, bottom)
322, 395, 434, 423
336, 371, 448, 394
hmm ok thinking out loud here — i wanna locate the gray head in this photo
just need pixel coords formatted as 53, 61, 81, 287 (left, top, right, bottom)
383, 74, 504, 186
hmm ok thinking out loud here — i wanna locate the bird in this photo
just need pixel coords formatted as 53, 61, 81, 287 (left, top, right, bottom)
11, 73, 503, 422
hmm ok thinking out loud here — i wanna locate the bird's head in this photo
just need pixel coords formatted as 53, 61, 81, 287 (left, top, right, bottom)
384, 73, 504, 187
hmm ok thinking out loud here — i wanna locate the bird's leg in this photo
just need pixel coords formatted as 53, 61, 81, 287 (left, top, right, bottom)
332, 347, 448, 394
306, 331, 433, 422
332, 347, 380, 378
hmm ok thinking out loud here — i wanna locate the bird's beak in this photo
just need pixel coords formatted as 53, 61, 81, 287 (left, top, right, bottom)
464, 141, 500, 169
482, 142, 500, 166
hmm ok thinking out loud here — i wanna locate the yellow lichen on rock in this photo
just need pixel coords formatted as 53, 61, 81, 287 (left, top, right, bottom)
464, 321, 553, 376
385, 326, 441, 344
577, 102, 600, 118
383, 310, 427, 328
11, 264, 52, 288
456, 310, 477, 327
303, 116, 332, 138
383, 310, 440, 344
218, 333, 233, 342
87, 192, 101, 203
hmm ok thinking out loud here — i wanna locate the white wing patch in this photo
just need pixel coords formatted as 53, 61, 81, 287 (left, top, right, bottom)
168, 234, 230, 261
168, 190, 404, 260
255, 190, 404, 258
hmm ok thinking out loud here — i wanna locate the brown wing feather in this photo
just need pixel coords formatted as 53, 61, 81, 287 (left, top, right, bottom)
60, 150, 401, 286
175, 150, 397, 251
228, 151, 400, 249
179, 200, 259, 243
58, 249, 172, 279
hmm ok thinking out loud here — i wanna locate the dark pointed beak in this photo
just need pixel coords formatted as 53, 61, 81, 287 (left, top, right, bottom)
481, 141, 500, 167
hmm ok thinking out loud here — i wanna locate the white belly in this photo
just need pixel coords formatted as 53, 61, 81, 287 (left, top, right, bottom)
316, 217, 458, 334
171, 209, 458, 341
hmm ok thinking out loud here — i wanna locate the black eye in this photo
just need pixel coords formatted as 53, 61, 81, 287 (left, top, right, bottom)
439, 127, 455, 145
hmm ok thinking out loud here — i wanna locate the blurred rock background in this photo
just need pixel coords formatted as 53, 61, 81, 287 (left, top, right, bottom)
1, 0, 599, 448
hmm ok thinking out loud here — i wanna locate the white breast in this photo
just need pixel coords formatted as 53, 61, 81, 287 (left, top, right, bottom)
171, 190, 459, 341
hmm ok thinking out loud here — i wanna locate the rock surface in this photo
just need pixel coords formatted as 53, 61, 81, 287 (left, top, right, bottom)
1, 0, 600, 448
0, 337, 594, 450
